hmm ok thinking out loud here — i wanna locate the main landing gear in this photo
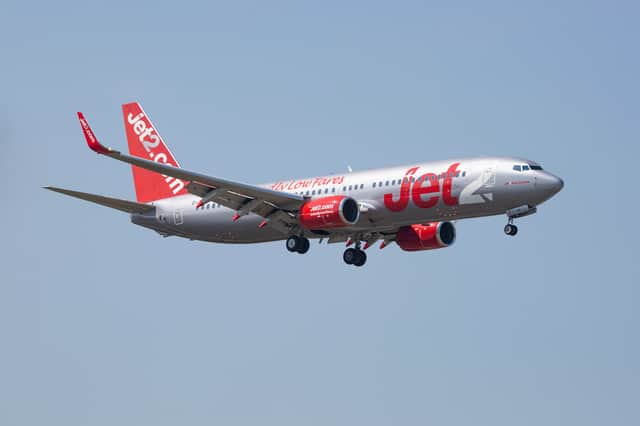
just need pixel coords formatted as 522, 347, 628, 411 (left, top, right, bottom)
285, 235, 368, 267
286, 236, 310, 254
343, 246, 367, 267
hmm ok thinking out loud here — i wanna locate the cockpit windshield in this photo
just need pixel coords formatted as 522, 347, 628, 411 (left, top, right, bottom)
513, 163, 543, 172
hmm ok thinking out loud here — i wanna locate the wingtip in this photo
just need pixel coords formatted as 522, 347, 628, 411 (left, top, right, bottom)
77, 112, 115, 155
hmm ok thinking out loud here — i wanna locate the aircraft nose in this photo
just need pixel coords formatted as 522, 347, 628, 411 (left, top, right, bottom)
538, 172, 564, 197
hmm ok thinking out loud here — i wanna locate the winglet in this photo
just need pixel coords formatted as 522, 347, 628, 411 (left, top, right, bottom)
77, 112, 119, 155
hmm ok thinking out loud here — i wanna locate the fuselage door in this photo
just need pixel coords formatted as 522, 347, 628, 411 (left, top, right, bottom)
482, 166, 496, 201
482, 167, 496, 188
173, 209, 184, 226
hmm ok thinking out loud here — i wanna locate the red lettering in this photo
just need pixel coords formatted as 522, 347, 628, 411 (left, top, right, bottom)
383, 167, 418, 212
411, 173, 439, 208
383, 163, 461, 212
442, 163, 460, 206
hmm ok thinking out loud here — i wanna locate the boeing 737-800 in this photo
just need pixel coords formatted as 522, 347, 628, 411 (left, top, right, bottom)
45, 102, 564, 267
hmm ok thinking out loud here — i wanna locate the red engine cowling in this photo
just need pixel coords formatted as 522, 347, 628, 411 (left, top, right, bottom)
299, 196, 360, 230
395, 222, 456, 251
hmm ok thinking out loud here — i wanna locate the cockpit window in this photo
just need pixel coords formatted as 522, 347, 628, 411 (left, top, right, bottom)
513, 165, 521, 172
530, 165, 543, 170
522, 165, 530, 171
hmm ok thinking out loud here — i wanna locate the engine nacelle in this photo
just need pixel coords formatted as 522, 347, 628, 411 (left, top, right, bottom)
299, 196, 360, 230
395, 222, 456, 251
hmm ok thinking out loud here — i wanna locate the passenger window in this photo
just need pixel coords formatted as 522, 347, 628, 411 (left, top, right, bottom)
360, 184, 364, 189
332, 188, 336, 193
348, 185, 352, 190
325, 188, 328, 194
385, 181, 389, 186
513, 165, 521, 172
373, 182, 376, 188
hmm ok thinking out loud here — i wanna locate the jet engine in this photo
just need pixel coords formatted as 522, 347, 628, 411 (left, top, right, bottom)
395, 222, 456, 251
299, 196, 360, 230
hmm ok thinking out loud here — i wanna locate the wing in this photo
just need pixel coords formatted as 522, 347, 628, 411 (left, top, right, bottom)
44, 186, 155, 214
77, 112, 305, 231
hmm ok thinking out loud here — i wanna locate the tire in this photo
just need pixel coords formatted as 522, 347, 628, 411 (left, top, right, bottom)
504, 224, 518, 236
297, 237, 310, 254
353, 250, 367, 267
286, 236, 300, 252
343, 248, 357, 265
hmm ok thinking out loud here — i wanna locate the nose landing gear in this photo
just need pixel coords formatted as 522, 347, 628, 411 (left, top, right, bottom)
503, 205, 538, 236
504, 223, 518, 236
504, 217, 518, 236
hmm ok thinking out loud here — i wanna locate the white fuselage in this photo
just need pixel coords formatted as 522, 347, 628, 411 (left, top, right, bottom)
131, 156, 563, 243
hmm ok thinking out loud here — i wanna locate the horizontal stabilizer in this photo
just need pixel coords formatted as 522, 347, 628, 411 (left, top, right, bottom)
44, 186, 155, 214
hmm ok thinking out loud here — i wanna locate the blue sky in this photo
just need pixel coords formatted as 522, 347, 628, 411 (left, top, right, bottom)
1, 1, 639, 425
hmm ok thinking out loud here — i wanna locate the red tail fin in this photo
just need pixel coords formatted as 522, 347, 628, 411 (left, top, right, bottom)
122, 102, 188, 203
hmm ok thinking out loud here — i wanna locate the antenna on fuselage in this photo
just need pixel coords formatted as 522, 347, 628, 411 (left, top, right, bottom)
347, 165, 353, 173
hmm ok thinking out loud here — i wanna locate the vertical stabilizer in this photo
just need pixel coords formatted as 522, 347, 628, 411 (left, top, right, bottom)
122, 102, 188, 203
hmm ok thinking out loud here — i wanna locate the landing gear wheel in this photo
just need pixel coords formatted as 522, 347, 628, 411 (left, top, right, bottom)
343, 248, 357, 265
353, 250, 367, 267
286, 236, 310, 253
504, 224, 518, 236
297, 237, 310, 254
343, 248, 367, 266
286, 236, 300, 252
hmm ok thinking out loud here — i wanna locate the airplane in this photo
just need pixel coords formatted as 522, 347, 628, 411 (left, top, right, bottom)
45, 102, 564, 267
